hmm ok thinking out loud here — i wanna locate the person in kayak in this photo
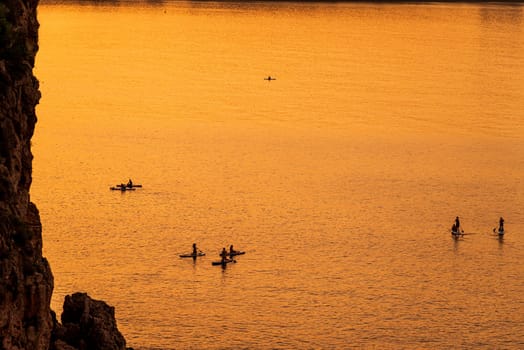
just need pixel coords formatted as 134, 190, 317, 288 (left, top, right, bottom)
499, 217, 504, 232
229, 244, 237, 256
220, 247, 228, 263
127, 179, 133, 188
451, 223, 458, 234
192, 243, 198, 256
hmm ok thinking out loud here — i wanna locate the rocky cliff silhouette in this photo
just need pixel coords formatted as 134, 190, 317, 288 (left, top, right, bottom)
1, 1, 128, 349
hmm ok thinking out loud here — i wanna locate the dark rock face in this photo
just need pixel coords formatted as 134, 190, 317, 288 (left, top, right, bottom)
51, 293, 127, 350
1, 1, 129, 350
1, 0, 54, 349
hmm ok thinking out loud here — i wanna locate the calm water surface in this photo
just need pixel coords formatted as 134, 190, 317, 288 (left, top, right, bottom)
33, 1, 524, 348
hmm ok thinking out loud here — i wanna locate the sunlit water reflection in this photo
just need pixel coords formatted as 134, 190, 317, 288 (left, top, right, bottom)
33, 1, 523, 348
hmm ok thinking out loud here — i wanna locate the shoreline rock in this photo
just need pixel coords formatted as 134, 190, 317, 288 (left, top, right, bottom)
1, 1, 131, 349
1, 0, 54, 347
51, 293, 128, 350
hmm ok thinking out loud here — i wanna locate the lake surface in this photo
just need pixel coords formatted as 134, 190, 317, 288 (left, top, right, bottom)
33, 1, 524, 348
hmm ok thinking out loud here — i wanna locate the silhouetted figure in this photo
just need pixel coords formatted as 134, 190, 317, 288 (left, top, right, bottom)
127, 179, 133, 188
192, 243, 198, 256
499, 217, 504, 232
455, 216, 460, 231
220, 247, 228, 263
229, 244, 237, 256
265, 75, 275, 81
451, 223, 457, 234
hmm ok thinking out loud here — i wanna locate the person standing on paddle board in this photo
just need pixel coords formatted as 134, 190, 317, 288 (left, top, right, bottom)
192, 243, 198, 256
455, 216, 461, 232
499, 217, 504, 232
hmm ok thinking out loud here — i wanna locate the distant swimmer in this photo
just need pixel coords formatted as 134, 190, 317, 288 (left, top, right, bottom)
264, 75, 276, 81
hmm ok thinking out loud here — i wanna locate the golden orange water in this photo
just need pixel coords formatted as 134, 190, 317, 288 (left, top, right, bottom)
33, 1, 523, 348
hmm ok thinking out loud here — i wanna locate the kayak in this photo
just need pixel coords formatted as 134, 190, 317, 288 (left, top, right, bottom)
212, 259, 235, 266
110, 186, 135, 191
116, 184, 142, 188
227, 251, 245, 257
179, 252, 205, 258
